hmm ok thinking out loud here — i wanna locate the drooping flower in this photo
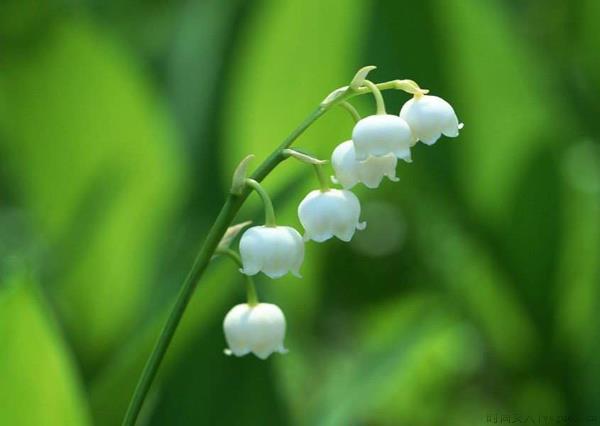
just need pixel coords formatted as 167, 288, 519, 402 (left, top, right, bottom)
351, 114, 413, 162
239, 225, 304, 278
298, 189, 366, 242
331, 140, 399, 189
399, 94, 463, 145
223, 303, 287, 360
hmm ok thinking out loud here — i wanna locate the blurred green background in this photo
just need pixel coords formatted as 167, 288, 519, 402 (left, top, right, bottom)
1, 0, 599, 425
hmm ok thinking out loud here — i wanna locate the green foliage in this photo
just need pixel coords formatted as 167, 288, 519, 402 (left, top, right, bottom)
0, 271, 91, 426
0, 19, 186, 373
0, 0, 599, 425
435, 0, 560, 226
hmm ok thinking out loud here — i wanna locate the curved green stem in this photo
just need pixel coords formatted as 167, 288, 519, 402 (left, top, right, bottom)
216, 248, 259, 306
282, 148, 326, 165
313, 163, 330, 191
245, 178, 276, 227
121, 106, 326, 426
338, 101, 361, 123
122, 80, 408, 426
364, 80, 386, 115
216, 247, 243, 267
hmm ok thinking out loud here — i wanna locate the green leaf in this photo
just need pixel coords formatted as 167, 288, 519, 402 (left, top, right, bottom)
434, 0, 558, 226
0, 19, 187, 369
580, 0, 600, 93
302, 295, 482, 426
556, 142, 600, 356
408, 184, 539, 369
0, 272, 91, 426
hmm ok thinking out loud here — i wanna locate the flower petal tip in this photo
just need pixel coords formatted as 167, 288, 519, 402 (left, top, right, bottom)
254, 352, 270, 360
239, 267, 257, 277
421, 138, 438, 146
265, 271, 286, 279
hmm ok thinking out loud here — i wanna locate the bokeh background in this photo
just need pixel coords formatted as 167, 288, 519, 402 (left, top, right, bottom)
1, 0, 600, 425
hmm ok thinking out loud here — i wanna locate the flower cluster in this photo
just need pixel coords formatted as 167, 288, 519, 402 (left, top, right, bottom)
333, 94, 463, 189
222, 68, 462, 360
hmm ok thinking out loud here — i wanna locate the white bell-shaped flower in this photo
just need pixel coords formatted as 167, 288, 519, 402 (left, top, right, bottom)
351, 114, 413, 162
239, 225, 304, 279
298, 189, 366, 242
331, 140, 399, 189
223, 303, 287, 360
399, 95, 463, 145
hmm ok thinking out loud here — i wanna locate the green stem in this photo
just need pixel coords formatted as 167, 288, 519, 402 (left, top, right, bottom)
123, 81, 406, 426
245, 278, 259, 306
338, 101, 361, 123
313, 163, 329, 191
245, 178, 276, 227
216, 248, 259, 306
121, 196, 239, 426
364, 80, 386, 115
216, 247, 243, 267
344, 79, 426, 100
121, 106, 326, 426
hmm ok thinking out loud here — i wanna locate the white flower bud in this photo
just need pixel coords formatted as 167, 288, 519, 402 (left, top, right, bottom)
331, 140, 399, 189
399, 95, 463, 145
351, 114, 413, 162
223, 303, 287, 360
239, 225, 304, 279
298, 189, 366, 242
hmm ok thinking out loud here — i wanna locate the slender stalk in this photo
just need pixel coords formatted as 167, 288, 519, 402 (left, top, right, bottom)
313, 163, 330, 192
343, 79, 428, 100
121, 195, 239, 426
245, 278, 259, 306
216, 248, 259, 306
364, 80, 386, 115
121, 106, 326, 426
123, 80, 408, 426
281, 148, 326, 165
245, 178, 276, 226
338, 101, 361, 123
216, 247, 243, 267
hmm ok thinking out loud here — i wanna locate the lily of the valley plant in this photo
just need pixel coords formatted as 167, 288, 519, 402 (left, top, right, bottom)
122, 66, 462, 425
